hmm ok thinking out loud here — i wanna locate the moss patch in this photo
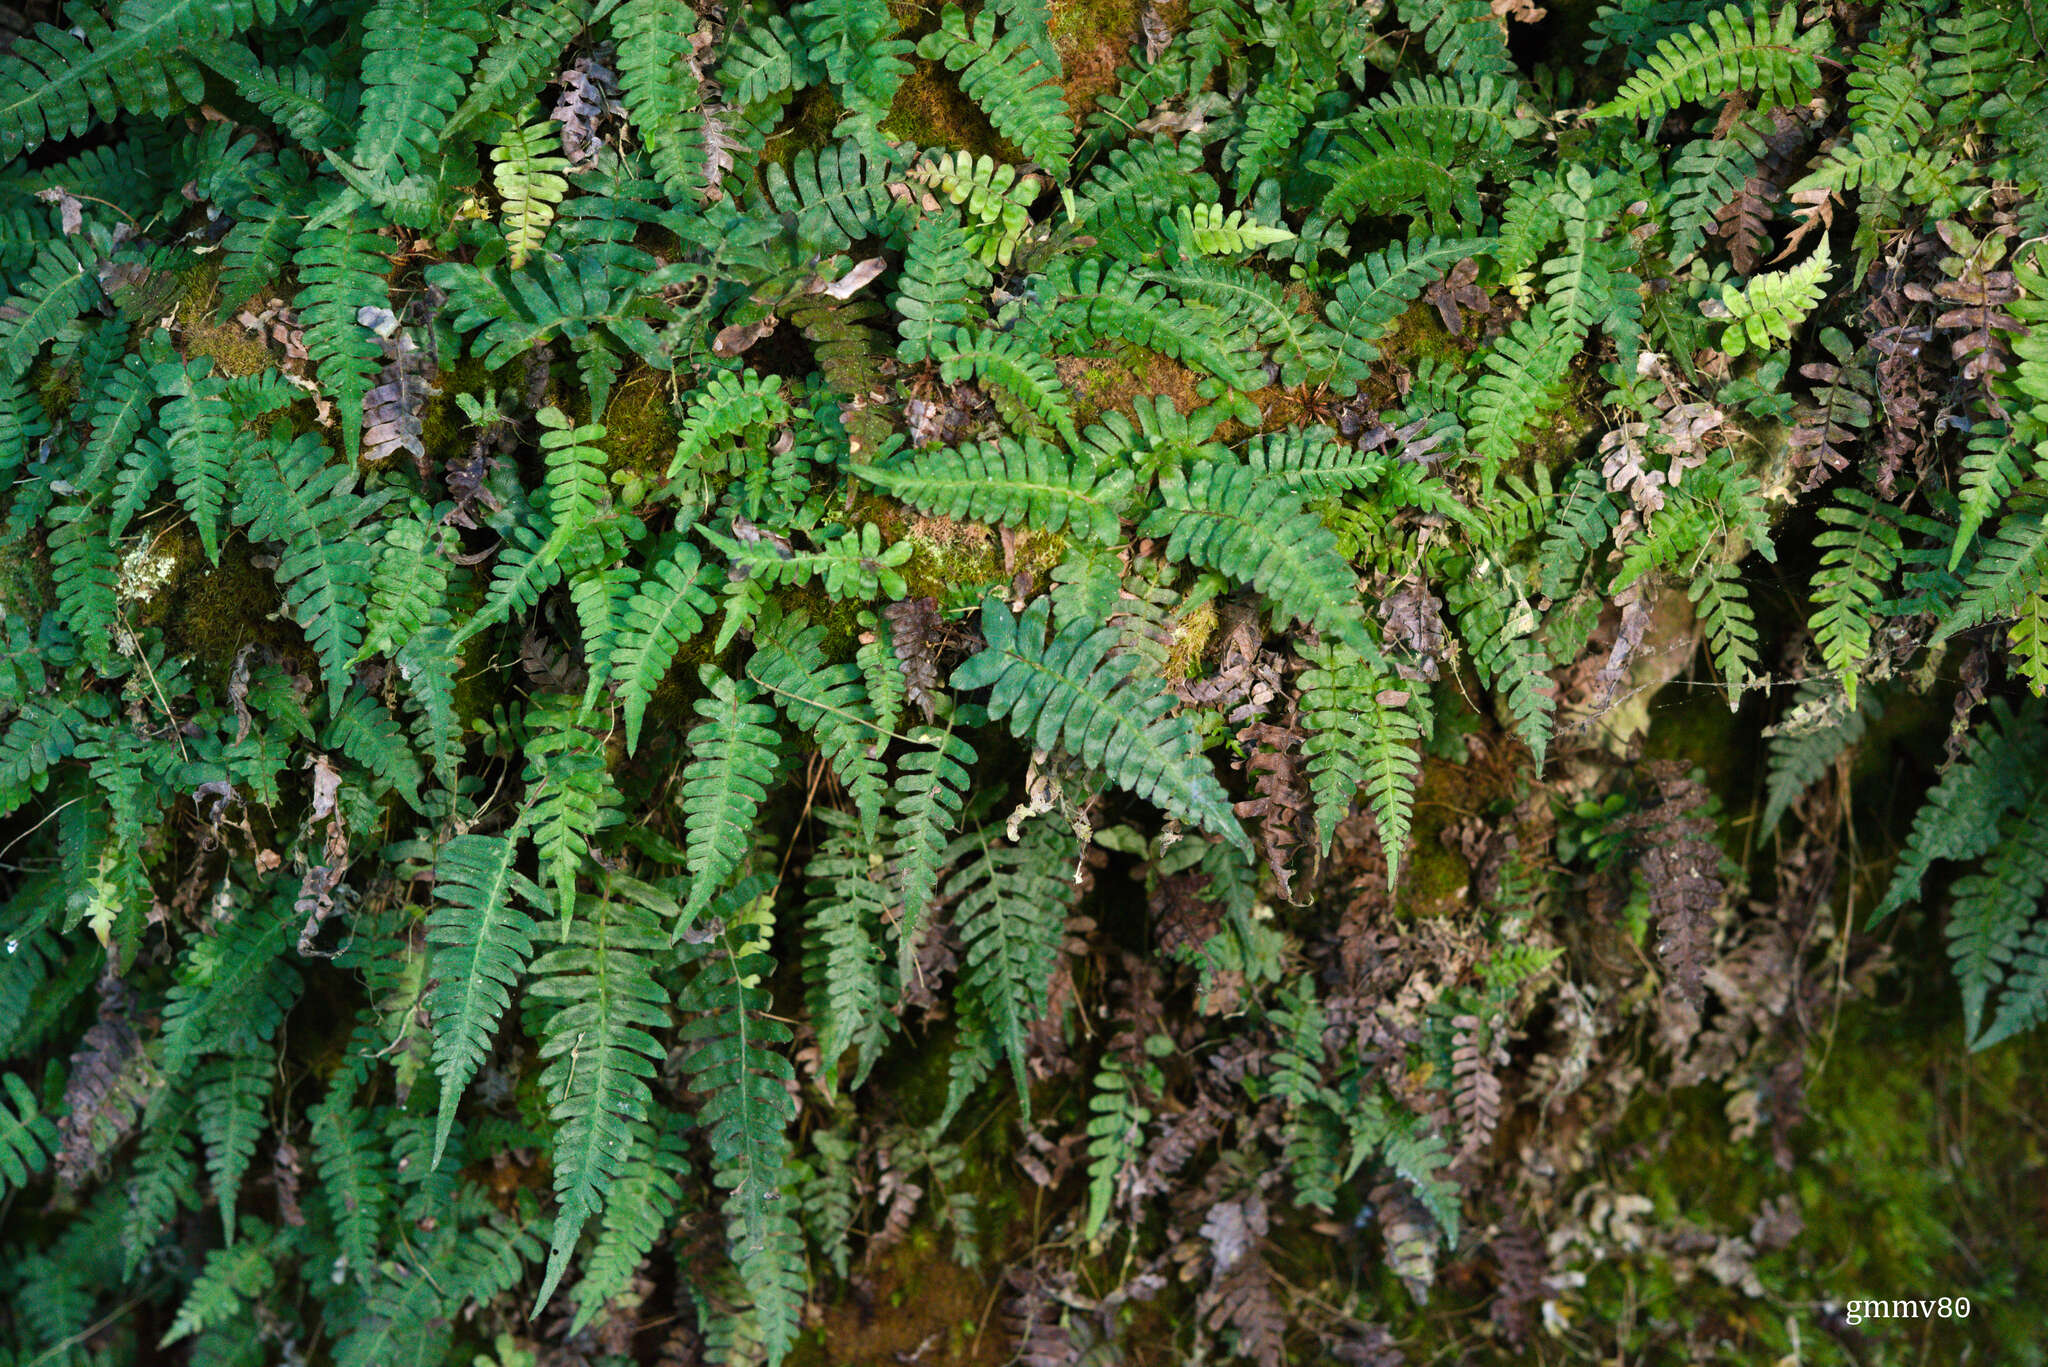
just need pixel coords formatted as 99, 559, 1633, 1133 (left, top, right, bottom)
161, 532, 303, 680
1049, 0, 1147, 118
882, 59, 1015, 159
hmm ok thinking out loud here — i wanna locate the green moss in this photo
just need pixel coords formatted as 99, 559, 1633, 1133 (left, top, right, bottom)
761, 85, 846, 173
599, 368, 681, 507
162, 533, 302, 680
897, 516, 1065, 610
179, 313, 276, 378
880, 58, 1013, 158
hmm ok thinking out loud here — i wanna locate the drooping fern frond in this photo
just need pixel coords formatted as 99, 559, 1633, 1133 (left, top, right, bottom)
293, 217, 392, 463
747, 613, 889, 844
1299, 643, 1422, 878
519, 698, 621, 925
680, 667, 781, 923
608, 539, 717, 755
945, 818, 1074, 1115
1808, 487, 1901, 708
890, 724, 975, 975
1082, 1060, 1148, 1238
800, 810, 899, 1093
1465, 306, 1576, 489
675, 906, 805, 1364
953, 594, 1248, 852
233, 431, 387, 708
1140, 462, 1376, 661
528, 888, 670, 1313
425, 834, 542, 1170
1874, 699, 2048, 923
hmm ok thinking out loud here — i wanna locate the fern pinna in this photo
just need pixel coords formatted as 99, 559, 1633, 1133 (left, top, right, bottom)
3, 0, 2048, 1362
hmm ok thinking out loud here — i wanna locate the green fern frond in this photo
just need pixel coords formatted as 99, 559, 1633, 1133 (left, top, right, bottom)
1874, 699, 2048, 923
895, 217, 991, 362
953, 594, 1248, 851
233, 431, 386, 708
609, 539, 717, 754
676, 910, 805, 1364
528, 888, 670, 1313
293, 217, 392, 463
1082, 1059, 1148, 1237
194, 1050, 270, 1240
1465, 306, 1576, 488
492, 118, 571, 268
520, 698, 621, 924
351, 0, 487, 184
1324, 235, 1495, 374
1715, 239, 1833, 356
800, 809, 899, 1092
918, 5, 1075, 179
755, 138, 910, 253
0, 1071, 55, 1198
854, 436, 1133, 543
1591, 3, 1827, 121
681, 667, 781, 923
426, 834, 542, 1170
1395, 0, 1514, 79
946, 819, 1074, 1114
748, 613, 889, 843
1808, 488, 1900, 708
931, 327, 1080, 446
1299, 643, 1422, 877
1948, 794, 2048, 1047
890, 725, 976, 975
795, 0, 914, 124
1141, 462, 1375, 660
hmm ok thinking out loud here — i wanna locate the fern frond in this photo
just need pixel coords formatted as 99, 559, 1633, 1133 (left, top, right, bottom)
1948, 794, 2048, 1047
918, 5, 1075, 179
528, 889, 670, 1313
1715, 239, 1833, 356
194, 1050, 270, 1240
0, 1071, 55, 1198
492, 118, 571, 269
1299, 643, 1422, 877
426, 834, 542, 1170
747, 613, 889, 844
931, 327, 1080, 446
854, 436, 1132, 543
1141, 462, 1375, 660
293, 218, 391, 463
681, 667, 781, 923
800, 810, 899, 1092
234, 432, 386, 708
890, 725, 976, 974
1465, 307, 1576, 488
1808, 488, 1900, 708
610, 539, 717, 755
1324, 235, 1495, 374
1591, 3, 1827, 121
676, 912, 805, 1363
351, 0, 487, 184
953, 594, 1248, 851
946, 819, 1073, 1113
1082, 1060, 1148, 1237
520, 699, 621, 924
